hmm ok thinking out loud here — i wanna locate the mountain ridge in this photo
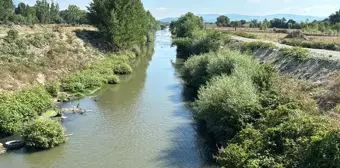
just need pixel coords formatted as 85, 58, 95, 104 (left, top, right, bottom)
160, 14, 326, 22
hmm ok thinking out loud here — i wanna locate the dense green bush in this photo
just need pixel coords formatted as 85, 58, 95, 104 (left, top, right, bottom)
279, 47, 310, 62
181, 50, 258, 89
5, 29, 19, 42
45, 82, 60, 97
114, 62, 133, 74
169, 12, 204, 38
0, 87, 52, 135
194, 74, 259, 141
172, 31, 230, 58
240, 41, 278, 53
281, 39, 340, 51
21, 119, 66, 149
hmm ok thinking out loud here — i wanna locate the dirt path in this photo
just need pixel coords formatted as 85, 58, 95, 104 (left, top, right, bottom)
231, 36, 340, 61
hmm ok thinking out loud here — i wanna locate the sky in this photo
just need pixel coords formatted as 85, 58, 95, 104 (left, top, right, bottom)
14, 0, 340, 19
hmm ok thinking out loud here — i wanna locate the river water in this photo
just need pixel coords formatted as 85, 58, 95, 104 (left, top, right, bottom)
0, 30, 212, 168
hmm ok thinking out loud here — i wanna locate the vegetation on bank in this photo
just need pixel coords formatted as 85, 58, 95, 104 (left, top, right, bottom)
0, 0, 157, 150
22, 118, 66, 149
281, 38, 340, 51
172, 12, 340, 167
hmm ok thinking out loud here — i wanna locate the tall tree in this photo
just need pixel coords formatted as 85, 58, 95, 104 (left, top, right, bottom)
61, 5, 85, 24
216, 15, 230, 27
169, 12, 204, 38
35, 0, 50, 23
329, 9, 340, 24
0, 0, 15, 21
88, 0, 149, 49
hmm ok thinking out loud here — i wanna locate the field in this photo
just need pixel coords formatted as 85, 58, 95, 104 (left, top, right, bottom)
213, 26, 340, 51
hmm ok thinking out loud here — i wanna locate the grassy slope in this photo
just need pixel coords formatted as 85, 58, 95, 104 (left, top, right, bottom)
0, 25, 103, 92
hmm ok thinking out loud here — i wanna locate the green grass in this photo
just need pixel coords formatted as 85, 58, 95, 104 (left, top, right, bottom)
240, 41, 278, 53
281, 38, 340, 51
279, 47, 310, 62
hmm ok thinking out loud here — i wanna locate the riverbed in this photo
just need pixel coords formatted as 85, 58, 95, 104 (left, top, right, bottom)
0, 30, 212, 168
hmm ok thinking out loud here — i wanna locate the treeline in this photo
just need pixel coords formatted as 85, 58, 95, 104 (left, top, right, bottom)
215, 9, 340, 34
0, 0, 87, 25
172, 12, 340, 167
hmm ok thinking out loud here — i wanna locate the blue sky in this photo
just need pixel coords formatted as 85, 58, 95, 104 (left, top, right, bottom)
14, 0, 340, 19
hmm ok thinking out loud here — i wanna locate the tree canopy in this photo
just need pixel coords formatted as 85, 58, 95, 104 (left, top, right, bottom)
216, 15, 230, 27
169, 12, 204, 38
88, 0, 151, 49
329, 9, 340, 24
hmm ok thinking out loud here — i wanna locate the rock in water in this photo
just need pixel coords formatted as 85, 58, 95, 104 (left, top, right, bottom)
0, 143, 5, 154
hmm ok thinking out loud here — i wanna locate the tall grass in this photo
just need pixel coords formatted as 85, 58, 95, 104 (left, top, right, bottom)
281, 39, 340, 51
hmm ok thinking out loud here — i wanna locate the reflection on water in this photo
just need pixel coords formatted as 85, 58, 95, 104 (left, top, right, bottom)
0, 30, 213, 168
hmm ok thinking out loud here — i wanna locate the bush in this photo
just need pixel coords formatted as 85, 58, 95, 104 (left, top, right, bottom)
45, 83, 60, 97
106, 74, 120, 84
114, 62, 133, 74
0, 87, 52, 135
281, 39, 340, 51
279, 47, 309, 62
193, 74, 259, 141
21, 119, 66, 149
5, 29, 19, 42
240, 41, 278, 53
172, 30, 230, 58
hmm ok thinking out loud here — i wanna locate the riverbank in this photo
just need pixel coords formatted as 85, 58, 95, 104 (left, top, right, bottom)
0, 24, 157, 151
170, 13, 340, 167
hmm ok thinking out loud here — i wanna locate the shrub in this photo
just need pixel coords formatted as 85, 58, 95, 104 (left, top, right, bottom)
0, 87, 52, 135
274, 29, 289, 34
114, 62, 133, 74
193, 74, 259, 141
5, 29, 19, 42
240, 41, 278, 53
106, 74, 120, 84
45, 83, 60, 97
281, 39, 340, 51
279, 47, 309, 62
21, 119, 66, 149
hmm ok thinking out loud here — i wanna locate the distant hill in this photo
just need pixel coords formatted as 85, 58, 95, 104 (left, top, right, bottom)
160, 14, 326, 23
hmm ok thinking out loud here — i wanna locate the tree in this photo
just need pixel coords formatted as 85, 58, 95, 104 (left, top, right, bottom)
88, 0, 149, 49
35, 0, 51, 23
61, 5, 86, 24
169, 12, 204, 38
0, 0, 15, 21
216, 15, 230, 27
231, 21, 241, 30
329, 9, 340, 24
21, 119, 66, 149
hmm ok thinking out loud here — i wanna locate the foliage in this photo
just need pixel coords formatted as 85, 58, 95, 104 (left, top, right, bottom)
279, 47, 309, 62
172, 30, 230, 58
0, 0, 15, 22
21, 119, 66, 149
216, 15, 230, 27
281, 39, 340, 51
240, 41, 278, 53
229, 31, 257, 39
61, 53, 133, 94
169, 12, 204, 38
45, 82, 60, 97
60, 5, 87, 24
4, 29, 19, 42
329, 9, 340, 24
88, 0, 149, 49
0, 87, 52, 135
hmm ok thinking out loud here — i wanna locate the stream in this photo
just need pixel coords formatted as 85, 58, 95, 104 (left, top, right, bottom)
0, 30, 212, 168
